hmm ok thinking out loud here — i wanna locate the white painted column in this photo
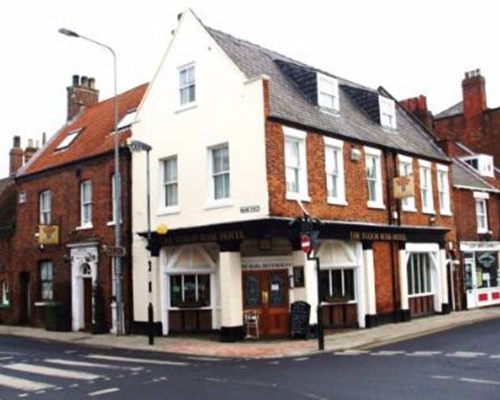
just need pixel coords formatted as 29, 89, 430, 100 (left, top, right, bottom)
363, 248, 376, 316
219, 252, 243, 328
399, 249, 409, 311
304, 257, 318, 324
439, 248, 449, 306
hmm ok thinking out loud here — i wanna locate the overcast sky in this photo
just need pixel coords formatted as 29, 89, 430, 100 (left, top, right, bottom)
1, 0, 498, 177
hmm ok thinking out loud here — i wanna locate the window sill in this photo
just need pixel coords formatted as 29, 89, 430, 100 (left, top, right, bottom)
422, 209, 436, 215
367, 201, 385, 210
205, 199, 233, 210
286, 193, 311, 202
107, 220, 123, 227
440, 210, 452, 216
0, 303, 10, 309
157, 206, 180, 216
408, 292, 433, 298
34, 301, 57, 307
175, 103, 197, 114
327, 198, 348, 206
76, 224, 93, 231
401, 206, 417, 213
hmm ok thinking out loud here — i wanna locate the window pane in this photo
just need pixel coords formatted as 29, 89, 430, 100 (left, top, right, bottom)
170, 275, 182, 307
183, 275, 197, 304
319, 270, 330, 301
331, 270, 342, 298
344, 269, 355, 300
197, 275, 211, 307
245, 275, 261, 307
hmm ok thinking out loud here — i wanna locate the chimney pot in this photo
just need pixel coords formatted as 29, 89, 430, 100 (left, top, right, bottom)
81, 76, 88, 87
72, 74, 79, 86
88, 77, 95, 89
13, 135, 21, 148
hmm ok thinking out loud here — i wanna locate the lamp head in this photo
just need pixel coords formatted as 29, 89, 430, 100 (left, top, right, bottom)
58, 28, 80, 38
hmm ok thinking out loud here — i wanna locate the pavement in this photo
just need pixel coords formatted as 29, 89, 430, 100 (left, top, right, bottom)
0, 307, 499, 359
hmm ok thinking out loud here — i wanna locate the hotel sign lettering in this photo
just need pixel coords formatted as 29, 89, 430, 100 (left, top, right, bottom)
349, 231, 407, 241
165, 230, 244, 245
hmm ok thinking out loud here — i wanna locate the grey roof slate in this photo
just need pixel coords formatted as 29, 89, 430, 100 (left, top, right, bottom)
206, 27, 448, 162
451, 159, 498, 192
436, 102, 463, 119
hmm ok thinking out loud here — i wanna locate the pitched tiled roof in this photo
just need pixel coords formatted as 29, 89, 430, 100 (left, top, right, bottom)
18, 83, 148, 177
206, 28, 448, 161
436, 102, 463, 119
451, 159, 499, 192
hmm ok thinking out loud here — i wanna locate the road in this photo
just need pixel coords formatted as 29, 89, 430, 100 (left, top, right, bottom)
1, 318, 500, 399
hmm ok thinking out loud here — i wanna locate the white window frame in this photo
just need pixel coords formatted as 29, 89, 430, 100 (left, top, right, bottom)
161, 156, 179, 214
284, 127, 310, 201
317, 73, 339, 113
397, 155, 416, 212
1, 280, 9, 306
418, 160, 434, 214
79, 180, 93, 228
178, 63, 196, 107
324, 137, 346, 205
39, 190, 52, 225
437, 164, 451, 215
379, 96, 397, 130
474, 192, 489, 233
364, 146, 384, 209
169, 273, 211, 309
40, 261, 53, 301
407, 253, 433, 297
320, 267, 356, 302
207, 143, 231, 208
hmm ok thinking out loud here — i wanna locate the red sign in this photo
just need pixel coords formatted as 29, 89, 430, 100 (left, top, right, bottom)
301, 234, 311, 254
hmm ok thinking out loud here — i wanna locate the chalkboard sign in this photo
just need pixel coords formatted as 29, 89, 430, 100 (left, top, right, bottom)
290, 301, 310, 339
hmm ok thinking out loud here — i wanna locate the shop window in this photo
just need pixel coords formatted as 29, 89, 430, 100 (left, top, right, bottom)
40, 261, 54, 301
475, 251, 498, 289
0, 280, 9, 306
170, 274, 210, 308
407, 253, 432, 295
320, 268, 355, 302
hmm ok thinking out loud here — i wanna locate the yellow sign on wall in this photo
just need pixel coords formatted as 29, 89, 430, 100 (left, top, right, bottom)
38, 225, 60, 245
394, 176, 415, 199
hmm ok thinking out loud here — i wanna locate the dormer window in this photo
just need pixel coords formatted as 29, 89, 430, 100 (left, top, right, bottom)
379, 96, 396, 129
461, 154, 494, 178
55, 129, 81, 151
116, 109, 137, 132
317, 73, 339, 112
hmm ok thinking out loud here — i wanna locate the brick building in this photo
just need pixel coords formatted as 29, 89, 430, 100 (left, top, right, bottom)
401, 69, 500, 310
6, 76, 147, 332
130, 10, 457, 341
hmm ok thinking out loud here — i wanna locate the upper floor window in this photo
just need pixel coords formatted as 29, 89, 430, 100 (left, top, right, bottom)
365, 147, 384, 209
162, 156, 178, 209
39, 190, 52, 224
397, 155, 416, 212
80, 180, 92, 227
437, 164, 451, 215
210, 144, 230, 202
179, 63, 196, 106
40, 261, 53, 301
0, 280, 9, 306
317, 73, 339, 112
379, 96, 397, 129
474, 192, 489, 233
324, 137, 346, 205
284, 127, 309, 201
419, 160, 434, 214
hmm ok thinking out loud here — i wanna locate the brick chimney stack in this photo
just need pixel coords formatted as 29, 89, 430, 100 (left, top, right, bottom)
462, 69, 487, 119
67, 75, 99, 121
9, 136, 23, 176
400, 95, 434, 130
24, 139, 38, 164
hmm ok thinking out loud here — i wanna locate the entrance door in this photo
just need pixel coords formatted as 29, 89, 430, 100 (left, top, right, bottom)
19, 272, 30, 324
83, 278, 92, 331
243, 269, 289, 337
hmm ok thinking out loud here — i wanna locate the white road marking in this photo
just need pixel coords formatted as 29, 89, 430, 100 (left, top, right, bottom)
293, 357, 309, 361
142, 376, 168, 384
45, 358, 143, 371
446, 351, 486, 358
459, 377, 500, 385
3, 363, 101, 380
88, 387, 120, 397
186, 356, 222, 362
333, 350, 370, 356
371, 350, 405, 356
86, 354, 189, 366
0, 356, 13, 361
0, 373, 54, 392
430, 375, 453, 380
269, 361, 280, 364
0, 351, 25, 356
407, 351, 442, 357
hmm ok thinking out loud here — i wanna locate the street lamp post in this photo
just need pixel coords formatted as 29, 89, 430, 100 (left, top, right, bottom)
59, 28, 125, 335
128, 140, 154, 345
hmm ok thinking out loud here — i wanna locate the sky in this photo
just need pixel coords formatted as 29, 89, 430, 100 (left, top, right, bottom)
1, 0, 499, 177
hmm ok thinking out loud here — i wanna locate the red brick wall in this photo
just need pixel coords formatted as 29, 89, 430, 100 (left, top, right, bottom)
10, 152, 133, 329
373, 241, 396, 314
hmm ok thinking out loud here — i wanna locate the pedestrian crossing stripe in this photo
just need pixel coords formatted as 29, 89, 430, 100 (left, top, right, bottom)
86, 354, 190, 366
45, 358, 144, 371
3, 363, 101, 380
0, 372, 54, 392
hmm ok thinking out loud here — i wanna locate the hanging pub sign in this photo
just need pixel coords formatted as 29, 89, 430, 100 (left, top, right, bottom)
393, 175, 415, 199
38, 225, 60, 245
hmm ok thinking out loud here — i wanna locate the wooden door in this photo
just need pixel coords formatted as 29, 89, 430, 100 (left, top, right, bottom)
243, 269, 289, 337
83, 278, 92, 331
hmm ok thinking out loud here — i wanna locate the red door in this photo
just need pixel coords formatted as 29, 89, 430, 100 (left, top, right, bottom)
243, 269, 289, 337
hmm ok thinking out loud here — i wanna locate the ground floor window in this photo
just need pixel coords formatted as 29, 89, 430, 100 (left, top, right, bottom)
464, 251, 499, 289
407, 253, 432, 295
0, 280, 9, 305
170, 274, 211, 308
320, 268, 355, 302
40, 261, 53, 301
